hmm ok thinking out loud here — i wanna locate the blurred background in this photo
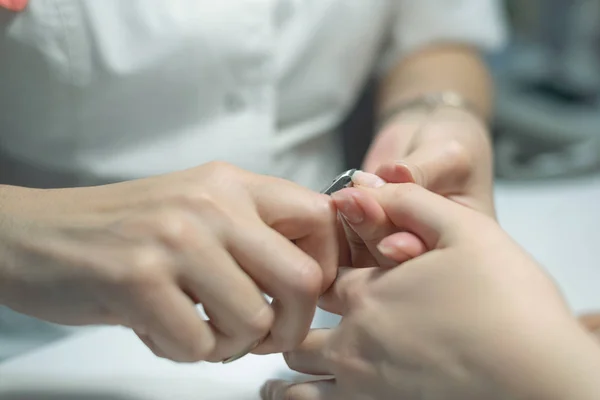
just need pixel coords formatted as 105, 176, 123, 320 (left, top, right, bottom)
345, 0, 600, 181
490, 0, 600, 315
492, 0, 600, 181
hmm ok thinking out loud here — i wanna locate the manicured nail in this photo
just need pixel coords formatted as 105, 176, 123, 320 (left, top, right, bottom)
377, 235, 403, 256
352, 171, 386, 188
394, 162, 417, 183
331, 191, 364, 224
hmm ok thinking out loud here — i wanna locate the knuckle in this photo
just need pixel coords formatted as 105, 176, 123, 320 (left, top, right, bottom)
389, 181, 421, 201
161, 191, 237, 239
204, 160, 240, 181
288, 258, 323, 298
339, 278, 372, 310
308, 194, 337, 225
244, 305, 274, 338
172, 190, 236, 229
151, 208, 195, 245
444, 139, 473, 177
185, 339, 214, 362
117, 245, 169, 289
175, 329, 215, 363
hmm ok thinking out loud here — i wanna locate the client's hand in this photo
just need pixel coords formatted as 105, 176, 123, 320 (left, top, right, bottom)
262, 184, 600, 400
333, 171, 426, 270
0, 162, 338, 363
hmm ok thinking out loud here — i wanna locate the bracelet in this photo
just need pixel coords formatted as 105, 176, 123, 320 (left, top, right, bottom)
377, 91, 482, 131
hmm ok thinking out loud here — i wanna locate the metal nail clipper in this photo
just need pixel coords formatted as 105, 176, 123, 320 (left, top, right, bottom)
320, 169, 357, 195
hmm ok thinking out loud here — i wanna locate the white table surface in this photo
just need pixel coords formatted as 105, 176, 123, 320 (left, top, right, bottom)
1, 174, 600, 400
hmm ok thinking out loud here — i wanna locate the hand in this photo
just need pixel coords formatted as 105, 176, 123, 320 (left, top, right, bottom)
332, 171, 426, 271
262, 184, 600, 400
363, 106, 495, 216
0, 162, 338, 363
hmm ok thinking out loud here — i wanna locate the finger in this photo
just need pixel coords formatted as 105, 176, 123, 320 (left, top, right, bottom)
131, 284, 217, 363
332, 188, 396, 268
359, 183, 477, 250
261, 379, 337, 400
332, 186, 424, 268
135, 331, 168, 359
378, 139, 472, 195
377, 159, 495, 217
249, 177, 339, 289
294, 213, 339, 292
181, 240, 274, 362
336, 213, 352, 267
283, 329, 334, 376
376, 232, 428, 264
228, 223, 324, 354
319, 267, 380, 315
338, 215, 380, 268
375, 162, 415, 184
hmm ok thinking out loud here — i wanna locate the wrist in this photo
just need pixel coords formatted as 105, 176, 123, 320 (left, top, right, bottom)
0, 185, 39, 305
376, 105, 491, 151
475, 320, 600, 400
532, 325, 600, 400
377, 91, 486, 133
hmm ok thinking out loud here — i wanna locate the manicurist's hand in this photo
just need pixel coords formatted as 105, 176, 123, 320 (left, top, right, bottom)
0, 162, 338, 363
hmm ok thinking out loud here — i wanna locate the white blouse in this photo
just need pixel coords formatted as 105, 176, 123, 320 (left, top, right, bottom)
0, 0, 505, 191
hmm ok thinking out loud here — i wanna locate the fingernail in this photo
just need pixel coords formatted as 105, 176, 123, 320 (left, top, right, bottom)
377, 235, 403, 256
352, 171, 386, 188
261, 380, 284, 399
260, 381, 274, 399
394, 162, 417, 184
331, 191, 364, 224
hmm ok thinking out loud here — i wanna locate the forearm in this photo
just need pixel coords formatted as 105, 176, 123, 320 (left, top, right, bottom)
0, 185, 27, 303
378, 44, 493, 121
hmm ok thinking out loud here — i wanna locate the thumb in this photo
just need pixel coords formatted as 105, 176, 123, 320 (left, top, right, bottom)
376, 140, 472, 195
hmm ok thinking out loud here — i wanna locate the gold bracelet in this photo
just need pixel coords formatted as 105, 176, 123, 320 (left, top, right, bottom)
377, 91, 482, 131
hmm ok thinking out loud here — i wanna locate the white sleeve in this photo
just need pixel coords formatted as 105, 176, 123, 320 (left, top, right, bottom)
378, 0, 509, 74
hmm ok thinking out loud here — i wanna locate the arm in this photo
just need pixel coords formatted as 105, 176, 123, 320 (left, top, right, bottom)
377, 44, 493, 122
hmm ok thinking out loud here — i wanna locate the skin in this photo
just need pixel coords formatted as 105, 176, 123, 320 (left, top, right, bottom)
580, 313, 600, 341
262, 182, 600, 400
364, 44, 496, 216
339, 44, 497, 273
0, 161, 339, 362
